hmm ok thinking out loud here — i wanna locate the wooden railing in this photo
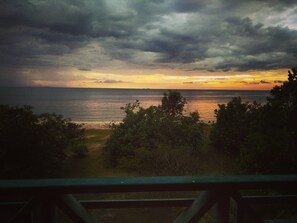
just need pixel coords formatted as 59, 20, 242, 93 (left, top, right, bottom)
0, 175, 297, 223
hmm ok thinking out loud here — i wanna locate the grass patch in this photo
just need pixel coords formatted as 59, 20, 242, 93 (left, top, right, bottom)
84, 129, 111, 145
60, 129, 130, 178
60, 126, 238, 178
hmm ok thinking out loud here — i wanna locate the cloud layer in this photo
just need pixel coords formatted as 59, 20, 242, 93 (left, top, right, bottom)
1, 0, 297, 85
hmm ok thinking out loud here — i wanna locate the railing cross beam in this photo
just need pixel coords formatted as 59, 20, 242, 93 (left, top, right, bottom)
173, 191, 219, 223
55, 194, 99, 223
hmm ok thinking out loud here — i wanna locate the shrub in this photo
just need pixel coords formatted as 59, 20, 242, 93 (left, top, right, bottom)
103, 91, 204, 174
0, 105, 87, 178
210, 97, 260, 156
240, 68, 297, 174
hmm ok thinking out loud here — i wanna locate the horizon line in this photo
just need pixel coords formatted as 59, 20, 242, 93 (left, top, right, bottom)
0, 86, 271, 91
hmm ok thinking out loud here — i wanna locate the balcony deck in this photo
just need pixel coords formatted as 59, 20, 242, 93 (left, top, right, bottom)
1, 175, 297, 223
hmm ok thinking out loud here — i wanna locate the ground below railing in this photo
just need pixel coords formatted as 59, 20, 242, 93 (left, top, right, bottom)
1, 175, 297, 223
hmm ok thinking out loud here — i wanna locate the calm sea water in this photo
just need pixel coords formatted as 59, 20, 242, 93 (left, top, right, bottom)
0, 87, 270, 122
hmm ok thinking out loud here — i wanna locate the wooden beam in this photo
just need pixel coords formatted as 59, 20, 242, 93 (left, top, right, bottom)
214, 194, 230, 223
1, 175, 297, 195
173, 191, 219, 223
55, 194, 99, 223
244, 195, 297, 204
31, 198, 58, 223
9, 197, 36, 223
81, 198, 194, 209
232, 191, 265, 223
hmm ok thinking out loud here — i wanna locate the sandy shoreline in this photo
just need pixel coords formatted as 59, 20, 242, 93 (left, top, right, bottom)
74, 121, 120, 130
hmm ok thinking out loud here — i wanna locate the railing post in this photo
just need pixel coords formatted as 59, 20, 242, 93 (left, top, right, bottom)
173, 191, 219, 223
214, 193, 230, 223
31, 196, 58, 223
231, 191, 264, 223
236, 204, 244, 223
56, 194, 99, 223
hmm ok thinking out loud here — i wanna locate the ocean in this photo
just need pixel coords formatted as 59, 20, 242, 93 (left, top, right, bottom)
0, 87, 270, 122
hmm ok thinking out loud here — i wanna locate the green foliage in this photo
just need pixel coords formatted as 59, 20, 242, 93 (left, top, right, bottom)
0, 105, 87, 179
210, 97, 260, 156
161, 90, 187, 117
241, 68, 297, 174
211, 67, 297, 174
103, 91, 204, 175
240, 106, 295, 174
268, 67, 297, 135
268, 67, 297, 110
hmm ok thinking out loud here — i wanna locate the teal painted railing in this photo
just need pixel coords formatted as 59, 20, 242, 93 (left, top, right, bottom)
0, 175, 297, 223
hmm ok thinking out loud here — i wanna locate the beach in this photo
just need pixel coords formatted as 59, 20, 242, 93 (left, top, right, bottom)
77, 122, 113, 129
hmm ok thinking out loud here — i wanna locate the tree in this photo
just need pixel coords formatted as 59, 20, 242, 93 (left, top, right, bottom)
210, 97, 260, 156
241, 68, 297, 174
0, 105, 87, 179
161, 90, 187, 117
103, 91, 204, 175
210, 68, 297, 174
268, 67, 297, 134
240, 104, 294, 174
268, 67, 297, 110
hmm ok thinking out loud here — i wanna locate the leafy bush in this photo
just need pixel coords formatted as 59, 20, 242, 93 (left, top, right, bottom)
103, 91, 204, 175
240, 68, 297, 174
0, 105, 87, 178
210, 97, 260, 156
240, 105, 294, 174
211, 67, 297, 174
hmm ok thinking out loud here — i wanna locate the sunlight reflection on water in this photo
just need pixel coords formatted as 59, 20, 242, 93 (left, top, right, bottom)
0, 88, 269, 122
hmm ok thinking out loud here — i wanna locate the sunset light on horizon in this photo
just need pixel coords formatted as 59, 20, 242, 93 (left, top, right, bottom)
30, 67, 288, 90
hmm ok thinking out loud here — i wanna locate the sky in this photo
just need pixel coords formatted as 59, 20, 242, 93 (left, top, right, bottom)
1, 0, 297, 90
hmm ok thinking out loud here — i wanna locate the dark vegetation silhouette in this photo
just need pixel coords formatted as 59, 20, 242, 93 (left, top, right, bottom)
105, 68, 297, 175
103, 90, 204, 175
211, 68, 297, 174
1, 68, 296, 179
0, 105, 86, 179
210, 97, 260, 156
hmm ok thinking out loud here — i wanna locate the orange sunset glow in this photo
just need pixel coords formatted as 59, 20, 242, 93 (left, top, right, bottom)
31, 68, 287, 90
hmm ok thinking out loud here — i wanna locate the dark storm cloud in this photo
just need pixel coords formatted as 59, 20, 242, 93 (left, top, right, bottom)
240, 80, 272, 85
78, 67, 92, 71
96, 79, 125, 84
257, 0, 297, 9
106, 11, 297, 70
141, 29, 209, 64
1, 0, 297, 85
274, 80, 284, 83
0, 0, 108, 37
206, 17, 297, 71
171, 0, 208, 12
260, 80, 271, 84
0, 67, 33, 86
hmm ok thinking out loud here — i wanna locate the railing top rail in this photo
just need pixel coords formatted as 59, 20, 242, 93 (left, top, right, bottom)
0, 175, 297, 194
